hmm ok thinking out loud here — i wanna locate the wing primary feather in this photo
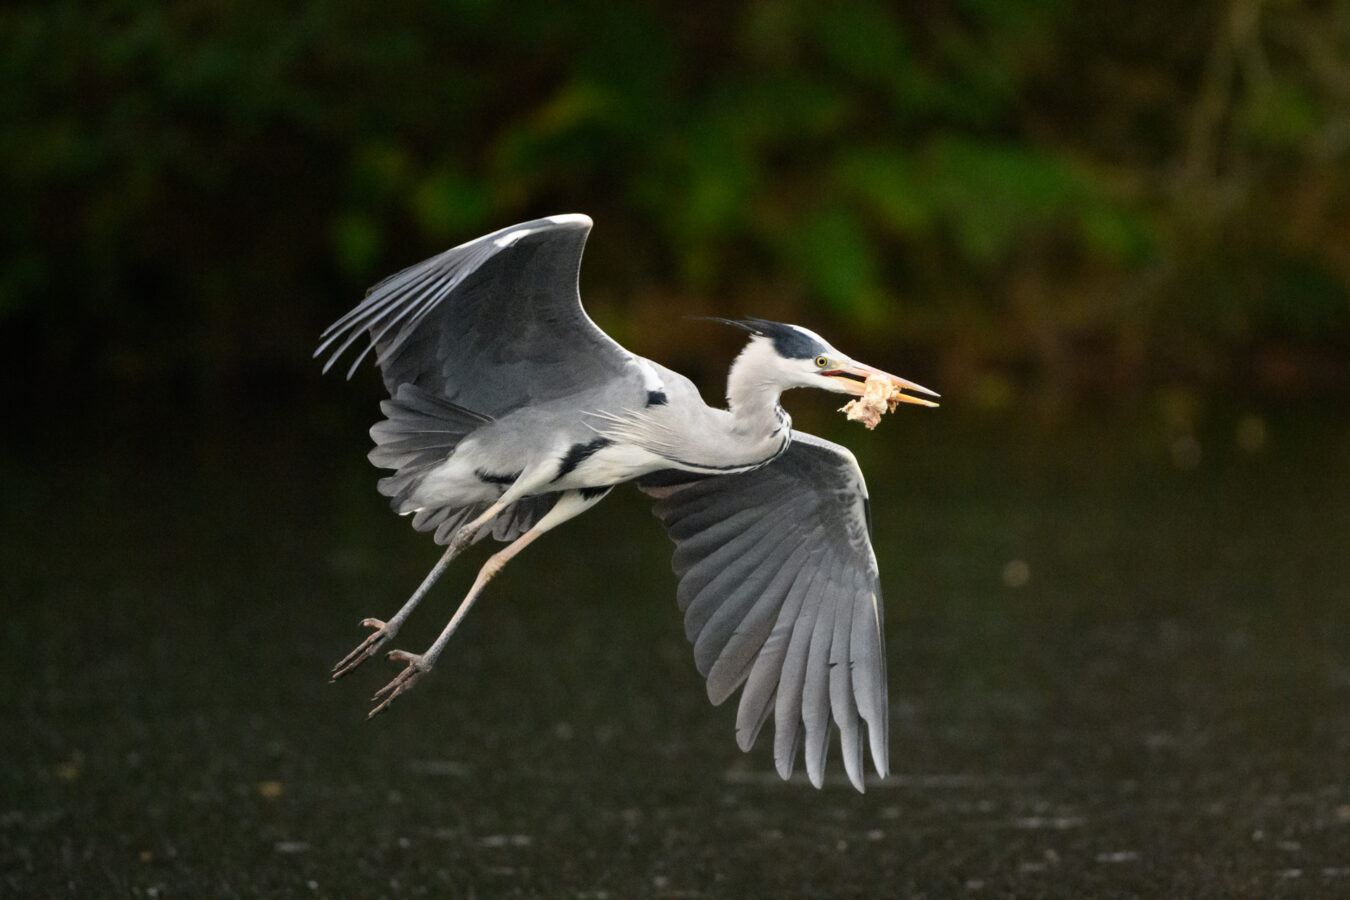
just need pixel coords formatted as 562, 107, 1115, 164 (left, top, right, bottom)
321, 246, 453, 341
709, 536, 813, 706
851, 585, 889, 778
737, 686, 776, 754
666, 491, 776, 544
669, 505, 769, 576
319, 237, 494, 378
333, 292, 418, 378
676, 510, 781, 621
685, 519, 797, 655
316, 283, 401, 350
695, 527, 803, 697
734, 535, 823, 752
830, 567, 864, 791
773, 547, 830, 780
319, 267, 436, 372
319, 318, 378, 375
778, 725, 803, 784
374, 268, 466, 368
348, 266, 432, 334
358, 287, 430, 372
802, 552, 844, 788
355, 263, 460, 377
314, 311, 365, 361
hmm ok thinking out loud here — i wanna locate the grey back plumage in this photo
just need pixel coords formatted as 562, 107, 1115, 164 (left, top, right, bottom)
641, 432, 889, 791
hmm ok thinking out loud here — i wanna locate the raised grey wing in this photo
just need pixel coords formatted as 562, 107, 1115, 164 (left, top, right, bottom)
316, 214, 635, 417
639, 432, 888, 792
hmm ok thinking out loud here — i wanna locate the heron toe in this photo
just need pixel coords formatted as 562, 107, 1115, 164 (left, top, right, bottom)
330, 618, 397, 681
368, 649, 431, 717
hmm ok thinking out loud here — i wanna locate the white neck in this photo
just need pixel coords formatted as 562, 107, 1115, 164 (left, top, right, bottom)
726, 340, 789, 440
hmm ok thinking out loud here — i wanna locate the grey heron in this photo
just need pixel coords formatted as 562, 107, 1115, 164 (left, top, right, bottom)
316, 214, 938, 791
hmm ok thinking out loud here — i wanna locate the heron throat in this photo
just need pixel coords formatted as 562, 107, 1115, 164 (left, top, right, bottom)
726, 341, 792, 443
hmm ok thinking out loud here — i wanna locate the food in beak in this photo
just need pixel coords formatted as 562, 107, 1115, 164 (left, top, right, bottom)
840, 373, 915, 429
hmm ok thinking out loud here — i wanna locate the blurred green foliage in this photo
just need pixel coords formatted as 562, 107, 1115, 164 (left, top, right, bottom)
2, 0, 1347, 400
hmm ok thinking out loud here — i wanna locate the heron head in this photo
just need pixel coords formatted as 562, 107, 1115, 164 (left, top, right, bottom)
719, 318, 939, 407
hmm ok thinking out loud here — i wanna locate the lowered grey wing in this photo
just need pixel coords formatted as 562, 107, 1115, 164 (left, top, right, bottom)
316, 214, 634, 416
640, 432, 888, 792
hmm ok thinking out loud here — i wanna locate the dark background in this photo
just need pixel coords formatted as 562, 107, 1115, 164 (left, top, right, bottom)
4, 0, 1349, 406
3, 2, 1349, 896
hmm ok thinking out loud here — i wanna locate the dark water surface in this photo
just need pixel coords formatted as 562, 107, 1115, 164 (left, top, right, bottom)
3, 400, 1349, 897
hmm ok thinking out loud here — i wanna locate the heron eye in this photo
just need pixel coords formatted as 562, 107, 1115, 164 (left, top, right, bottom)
815, 355, 829, 368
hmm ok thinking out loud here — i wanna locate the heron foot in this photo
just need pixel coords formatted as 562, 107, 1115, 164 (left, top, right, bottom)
368, 649, 431, 717
331, 618, 398, 681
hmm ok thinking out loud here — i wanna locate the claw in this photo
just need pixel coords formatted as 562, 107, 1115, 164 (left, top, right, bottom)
368, 649, 430, 717
330, 618, 396, 681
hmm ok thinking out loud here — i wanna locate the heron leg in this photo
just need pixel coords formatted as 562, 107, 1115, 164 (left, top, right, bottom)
368, 488, 611, 717
330, 499, 510, 680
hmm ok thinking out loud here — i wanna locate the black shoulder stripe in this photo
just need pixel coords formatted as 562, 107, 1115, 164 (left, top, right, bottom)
475, 468, 522, 486
552, 437, 614, 482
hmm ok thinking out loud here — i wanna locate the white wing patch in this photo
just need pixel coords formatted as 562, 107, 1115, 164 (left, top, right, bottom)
493, 228, 537, 248
636, 358, 666, 394
491, 215, 589, 249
